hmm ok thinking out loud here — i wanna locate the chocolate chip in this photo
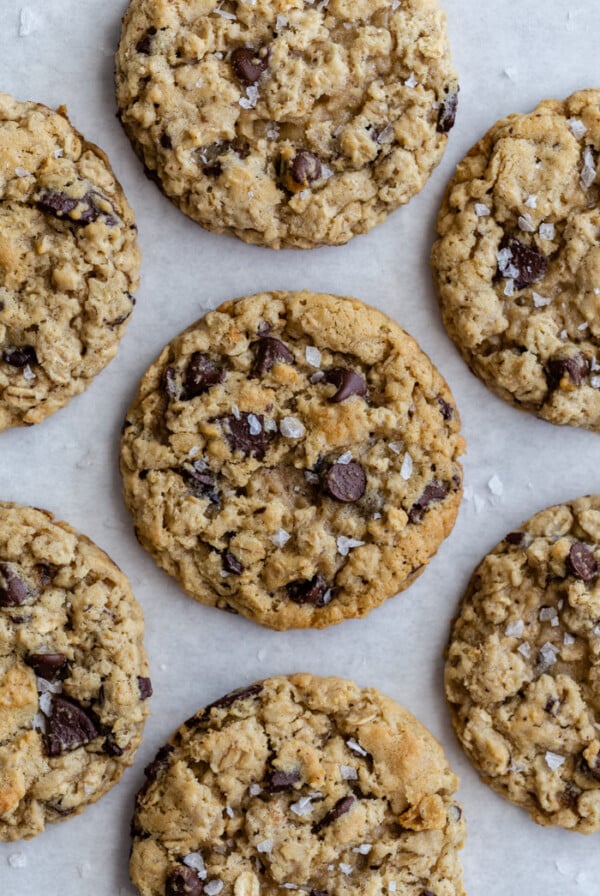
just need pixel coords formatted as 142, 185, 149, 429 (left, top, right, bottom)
545, 354, 589, 390
231, 46, 269, 85
103, 735, 124, 757
505, 532, 525, 545
408, 482, 448, 524
196, 141, 228, 176
222, 551, 244, 575
437, 89, 459, 133
323, 461, 367, 503
165, 866, 204, 896
544, 696, 560, 716
498, 235, 548, 289
138, 676, 153, 700
222, 413, 272, 459
251, 337, 294, 376
0, 562, 30, 607
286, 573, 331, 606
200, 683, 264, 720
266, 769, 301, 792
313, 795, 355, 833
136, 26, 157, 55
567, 542, 598, 583
143, 744, 174, 784
45, 696, 99, 756
160, 132, 173, 149
323, 368, 367, 403
3, 345, 38, 367
281, 150, 322, 192
184, 353, 226, 399
180, 462, 220, 504
36, 563, 56, 586
438, 397, 454, 420
25, 653, 68, 681
310, 891, 328, 896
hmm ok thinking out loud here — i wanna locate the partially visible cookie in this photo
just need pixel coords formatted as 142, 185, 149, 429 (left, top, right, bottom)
130, 673, 466, 896
0, 502, 151, 841
120, 291, 464, 630
431, 89, 600, 432
446, 496, 600, 832
0, 92, 140, 430
115, 0, 459, 248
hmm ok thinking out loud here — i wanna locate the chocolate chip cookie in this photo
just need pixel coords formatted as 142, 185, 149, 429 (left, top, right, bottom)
431, 89, 600, 432
130, 673, 466, 896
445, 496, 600, 832
0, 502, 151, 841
0, 92, 140, 430
115, 0, 459, 248
120, 291, 464, 630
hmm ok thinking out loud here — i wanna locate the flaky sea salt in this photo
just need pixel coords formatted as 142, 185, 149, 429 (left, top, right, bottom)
474, 203, 490, 217
231, 404, 241, 420
280, 417, 305, 439
391, 0, 400, 8
568, 118, 587, 139
592, 376, 600, 389
183, 853, 207, 878
505, 619, 524, 638
517, 642, 531, 660
388, 884, 397, 894
247, 413, 262, 435
340, 764, 358, 780
563, 632, 576, 646
347, 738, 367, 756
524, 194, 538, 208
290, 795, 316, 816
539, 642, 558, 667
339, 863, 353, 875
8, 852, 27, 868
539, 222, 555, 241
504, 279, 515, 297
400, 453, 413, 481
270, 528, 291, 548
305, 346, 321, 367
388, 440, 403, 454
404, 73, 418, 88
15, 166, 30, 177
532, 292, 551, 308
578, 322, 589, 331
39, 692, 53, 716
488, 474, 503, 496
353, 844, 372, 855
581, 146, 596, 190
225, 805, 235, 818
264, 417, 278, 432
337, 535, 365, 556
518, 213, 535, 233
545, 751, 565, 771
257, 839, 273, 853
204, 881, 224, 896
249, 783, 262, 796
240, 85, 259, 109
539, 606, 558, 624
337, 451, 353, 464
214, 5, 236, 17
22, 364, 36, 381
276, 14, 287, 29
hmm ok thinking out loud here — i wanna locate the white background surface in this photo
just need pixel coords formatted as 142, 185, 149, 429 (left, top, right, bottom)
0, 1, 599, 893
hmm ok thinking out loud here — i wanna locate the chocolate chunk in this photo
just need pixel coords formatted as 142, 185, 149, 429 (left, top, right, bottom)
25, 652, 68, 681
222, 551, 244, 575
201, 683, 264, 719
567, 542, 598, 583
103, 735, 124, 757
323, 461, 367, 503
166, 866, 204, 896
222, 413, 272, 459
422, 891, 438, 896
437, 89, 459, 133
505, 531, 525, 545
438, 397, 454, 420
45, 696, 99, 756
408, 482, 448, 524
184, 352, 226, 399
197, 141, 228, 176
3, 345, 38, 367
544, 696, 560, 717
180, 462, 219, 504
36, 563, 56, 586
138, 676, 153, 700
310, 892, 328, 896
286, 573, 331, 606
266, 769, 301, 792
498, 235, 548, 289
313, 795, 355, 832
0, 562, 30, 607
282, 150, 322, 192
136, 26, 157, 55
231, 46, 269, 86
160, 132, 173, 149
545, 354, 589, 390
37, 188, 117, 227
251, 337, 294, 376
144, 744, 175, 784
323, 368, 367, 403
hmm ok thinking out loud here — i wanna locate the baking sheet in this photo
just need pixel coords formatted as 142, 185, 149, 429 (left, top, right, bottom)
1, 1, 600, 893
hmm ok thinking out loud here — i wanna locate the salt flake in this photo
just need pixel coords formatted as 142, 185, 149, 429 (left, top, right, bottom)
581, 146, 596, 190
568, 118, 587, 139
340, 764, 358, 780
269, 528, 291, 548
305, 346, 321, 367
488, 474, 503, 496
545, 751, 565, 771
249, 783, 262, 796
517, 642, 531, 660
204, 882, 224, 896
400, 453, 413, 481
388, 440, 403, 454
353, 844, 372, 855
563, 632, 575, 646
474, 203, 490, 217
337, 535, 365, 556
337, 451, 353, 464
592, 376, 600, 389
505, 619, 524, 638
247, 413, 262, 435
518, 214, 535, 233
503, 279, 515, 297
539, 641, 558, 667
339, 863, 353, 875
290, 795, 316, 816
347, 737, 367, 756
15, 167, 30, 177
532, 292, 551, 308
404, 73, 418, 88
257, 838, 273, 853
539, 222, 555, 241
524, 194, 538, 208
280, 417, 305, 439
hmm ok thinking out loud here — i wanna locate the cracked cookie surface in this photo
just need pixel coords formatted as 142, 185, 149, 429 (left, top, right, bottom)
445, 496, 600, 832
0, 92, 140, 430
130, 673, 466, 896
120, 291, 464, 630
0, 502, 150, 841
115, 0, 458, 248
431, 89, 600, 432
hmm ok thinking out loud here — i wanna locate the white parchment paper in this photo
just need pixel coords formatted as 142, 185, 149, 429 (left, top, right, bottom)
1, 1, 600, 893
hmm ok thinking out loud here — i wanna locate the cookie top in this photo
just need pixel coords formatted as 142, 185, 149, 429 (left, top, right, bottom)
120, 291, 464, 630
130, 673, 466, 896
0, 502, 151, 841
0, 92, 140, 430
115, 0, 458, 249
445, 496, 600, 832
431, 89, 600, 432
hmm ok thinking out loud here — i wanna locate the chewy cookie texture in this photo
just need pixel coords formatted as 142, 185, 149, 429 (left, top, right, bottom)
0, 503, 151, 841
0, 92, 140, 430
120, 291, 464, 630
432, 89, 600, 432
446, 496, 600, 833
130, 673, 466, 896
115, 0, 459, 248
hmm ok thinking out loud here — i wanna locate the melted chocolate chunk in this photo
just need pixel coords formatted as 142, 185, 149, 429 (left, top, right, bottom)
266, 769, 301, 792
200, 683, 264, 719
222, 413, 272, 459
103, 735, 124, 757
567, 542, 598, 583
286, 573, 331, 606
408, 482, 448, 524
505, 531, 525, 545
251, 336, 294, 376
144, 744, 175, 784
184, 353, 226, 399
313, 795, 355, 832
37, 188, 117, 226
138, 676, 153, 699
180, 462, 219, 503
310, 891, 328, 896
3, 345, 38, 367
498, 235, 548, 289
136, 26, 157, 54
36, 563, 56, 586
323, 461, 366, 503
438, 397, 454, 420
45, 696, 99, 756
0, 562, 30, 607
25, 652, 68, 681
222, 551, 244, 575
160, 132, 173, 149
231, 46, 270, 85
282, 150, 322, 192
323, 368, 367, 403
545, 354, 589, 390
165, 866, 204, 896
437, 89, 459, 133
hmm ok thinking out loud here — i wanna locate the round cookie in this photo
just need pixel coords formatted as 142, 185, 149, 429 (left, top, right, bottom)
130, 673, 466, 896
0, 92, 140, 430
0, 502, 151, 841
120, 291, 464, 630
431, 89, 600, 432
445, 496, 600, 832
115, 0, 459, 249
